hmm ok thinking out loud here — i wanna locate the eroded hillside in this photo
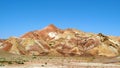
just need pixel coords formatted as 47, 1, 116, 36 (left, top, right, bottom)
0, 24, 120, 57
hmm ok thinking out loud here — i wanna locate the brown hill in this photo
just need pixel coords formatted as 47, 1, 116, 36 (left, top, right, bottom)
0, 24, 120, 57
21, 24, 62, 41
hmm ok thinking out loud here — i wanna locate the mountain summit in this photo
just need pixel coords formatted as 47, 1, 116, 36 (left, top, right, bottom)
21, 24, 60, 40
0, 24, 120, 57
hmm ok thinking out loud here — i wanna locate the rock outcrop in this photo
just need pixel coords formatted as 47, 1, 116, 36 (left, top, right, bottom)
21, 24, 62, 41
0, 24, 120, 57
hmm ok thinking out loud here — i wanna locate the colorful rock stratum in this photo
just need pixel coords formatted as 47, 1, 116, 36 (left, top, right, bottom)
0, 24, 120, 57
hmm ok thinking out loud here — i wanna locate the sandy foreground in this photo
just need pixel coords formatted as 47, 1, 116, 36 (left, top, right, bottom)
0, 62, 120, 68
0, 56, 120, 68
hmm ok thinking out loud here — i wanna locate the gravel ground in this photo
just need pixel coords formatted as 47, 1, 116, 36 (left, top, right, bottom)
0, 56, 120, 68
0, 62, 120, 68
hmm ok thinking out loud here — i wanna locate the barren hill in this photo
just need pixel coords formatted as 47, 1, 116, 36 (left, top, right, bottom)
0, 24, 120, 57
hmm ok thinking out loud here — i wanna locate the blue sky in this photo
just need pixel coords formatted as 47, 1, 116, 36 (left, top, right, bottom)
0, 0, 120, 39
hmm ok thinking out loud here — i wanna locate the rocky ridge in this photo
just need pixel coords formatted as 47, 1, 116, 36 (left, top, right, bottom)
0, 24, 120, 57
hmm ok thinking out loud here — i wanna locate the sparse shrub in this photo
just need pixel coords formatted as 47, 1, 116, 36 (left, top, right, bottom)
8, 61, 13, 64
0, 63, 4, 66
32, 56, 37, 59
16, 61, 24, 64
45, 62, 47, 65
0, 57, 6, 63
49, 57, 52, 59
23, 59, 28, 62
41, 64, 44, 67
32, 54, 37, 59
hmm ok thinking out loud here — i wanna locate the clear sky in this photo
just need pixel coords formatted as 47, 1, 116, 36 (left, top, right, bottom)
0, 0, 120, 39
